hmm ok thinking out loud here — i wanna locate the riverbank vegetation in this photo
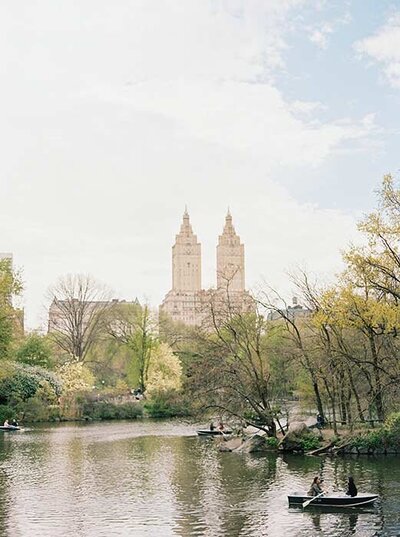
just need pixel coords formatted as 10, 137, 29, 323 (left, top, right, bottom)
1, 176, 400, 434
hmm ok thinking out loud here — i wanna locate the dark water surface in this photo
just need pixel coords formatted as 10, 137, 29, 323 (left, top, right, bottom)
0, 421, 399, 536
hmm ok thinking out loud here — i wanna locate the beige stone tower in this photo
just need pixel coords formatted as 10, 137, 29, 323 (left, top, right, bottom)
216, 210, 245, 291
160, 209, 202, 325
172, 208, 201, 291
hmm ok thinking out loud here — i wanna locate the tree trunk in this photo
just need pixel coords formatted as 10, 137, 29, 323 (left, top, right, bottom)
368, 333, 385, 421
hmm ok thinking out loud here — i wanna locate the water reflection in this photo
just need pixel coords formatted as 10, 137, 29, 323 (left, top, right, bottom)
0, 422, 398, 536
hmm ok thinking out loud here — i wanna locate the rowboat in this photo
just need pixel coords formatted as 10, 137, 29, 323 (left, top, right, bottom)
288, 493, 378, 508
197, 429, 232, 436
0, 425, 20, 431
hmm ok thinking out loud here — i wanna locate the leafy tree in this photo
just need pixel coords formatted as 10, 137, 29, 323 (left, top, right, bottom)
146, 342, 182, 395
107, 303, 158, 393
15, 333, 54, 368
0, 258, 22, 359
57, 361, 94, 394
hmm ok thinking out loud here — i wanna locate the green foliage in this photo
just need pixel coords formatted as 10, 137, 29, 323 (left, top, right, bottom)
82, 401, 143, 420
0, 404, 14, 423
0, 361, 62, 407
351, 413, 400, 450
0, 258, 23, 359
57, 361, 94, 394
16, 398, 60, 422
299, 433, 321, 451
265, 436, 279, 449
144, 390, 190, 418
107, 303, 158, 393
15, 333, 54, 368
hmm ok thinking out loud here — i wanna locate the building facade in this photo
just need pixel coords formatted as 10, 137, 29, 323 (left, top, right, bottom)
160, 209, 252, 326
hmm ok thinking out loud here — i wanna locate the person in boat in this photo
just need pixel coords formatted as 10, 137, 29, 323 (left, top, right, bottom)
217, 421, 224, 431
3, 419, 9, 427
346, 476, 358, 497
308, 476, 324, 497
209, 422, 215, 431
11, 419, 18, 427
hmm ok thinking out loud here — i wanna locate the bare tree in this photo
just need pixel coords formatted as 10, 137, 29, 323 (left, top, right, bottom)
48, 274, 112, 361
187, 282, 280, 437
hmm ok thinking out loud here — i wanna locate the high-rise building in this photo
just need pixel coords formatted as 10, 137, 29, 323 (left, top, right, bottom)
160, 209, 252, 326
217, 210, 245, 292
160, 209, 203, 325
172, 208, 202, 292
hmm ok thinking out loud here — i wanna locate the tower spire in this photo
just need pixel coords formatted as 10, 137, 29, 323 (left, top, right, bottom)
172, 209, 202, 291
217, 211, 245, 291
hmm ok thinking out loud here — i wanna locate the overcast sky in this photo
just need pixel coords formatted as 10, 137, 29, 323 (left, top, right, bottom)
1, 0, 400, 329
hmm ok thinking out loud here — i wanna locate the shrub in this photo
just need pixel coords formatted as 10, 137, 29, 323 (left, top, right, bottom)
82, 401, 143, 420
0, 404, 14, 423
16, 397, 60, 422
144, 390, 190, 418
349, 413, 400, 451
0, 362, 62, 405
265, 436, 279, 449
299, 433, 321, 451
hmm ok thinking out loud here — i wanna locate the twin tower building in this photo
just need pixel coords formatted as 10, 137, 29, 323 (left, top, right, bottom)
160, 209, 250, 326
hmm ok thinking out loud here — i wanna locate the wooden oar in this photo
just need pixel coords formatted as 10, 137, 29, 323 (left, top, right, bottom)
302, 492, 324, 508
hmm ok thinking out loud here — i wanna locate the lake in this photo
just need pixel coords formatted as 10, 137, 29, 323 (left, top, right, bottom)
0, 420, 399, 536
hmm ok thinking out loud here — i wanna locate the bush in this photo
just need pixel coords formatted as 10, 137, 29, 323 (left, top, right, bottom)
82, 401, 143, 420
0, 361, 62, 406
16, 397, 60, 422
0, 404, 14, 423
299, 433, 321, 451
265, 436, 279, 449
144, 390, 190, 418
350, 413, 400, 450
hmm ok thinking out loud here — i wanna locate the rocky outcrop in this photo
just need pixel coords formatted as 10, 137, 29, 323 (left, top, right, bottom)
217, 437, 244, 452
234, 435, 271, 453
218, 434, 276, 453
279, 421, 320, 453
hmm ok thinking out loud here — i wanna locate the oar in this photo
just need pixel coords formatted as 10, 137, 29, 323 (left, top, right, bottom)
302, 492, 324, 508
220, 429, 228, 441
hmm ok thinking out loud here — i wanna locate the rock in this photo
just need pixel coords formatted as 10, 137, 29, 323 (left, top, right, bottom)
288, 421, 308, 434
279, 421, 311, 452
234, 435, 271, 453
217, 437, 243, 452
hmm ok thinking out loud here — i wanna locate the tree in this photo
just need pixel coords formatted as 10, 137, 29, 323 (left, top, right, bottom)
48, 274, 112, 361
259, 283, 327, 424
0, 258, 23, 359
188, 290, 279, 437
107, 303, 158, 393
146, 342, 182, 395
15, 333, 54, 368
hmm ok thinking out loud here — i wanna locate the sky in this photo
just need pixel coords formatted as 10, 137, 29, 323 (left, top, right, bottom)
1, 0, 400, 329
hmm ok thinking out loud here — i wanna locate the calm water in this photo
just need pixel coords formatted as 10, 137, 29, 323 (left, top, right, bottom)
0, 420, 399, 537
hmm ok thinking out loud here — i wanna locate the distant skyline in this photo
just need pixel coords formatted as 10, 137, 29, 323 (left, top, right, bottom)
1, 1, 400, 329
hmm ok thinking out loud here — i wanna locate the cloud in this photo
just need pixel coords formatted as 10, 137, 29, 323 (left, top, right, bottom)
0, 0, 379, 328
309, 23, 333, 49
354, 12, 400, 88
